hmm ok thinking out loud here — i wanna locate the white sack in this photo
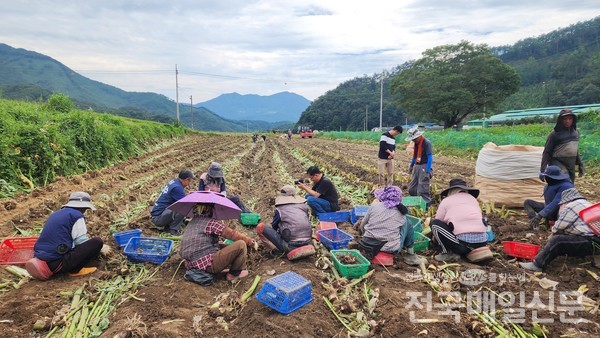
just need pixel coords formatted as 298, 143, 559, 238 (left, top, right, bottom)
476, 142, 544, 180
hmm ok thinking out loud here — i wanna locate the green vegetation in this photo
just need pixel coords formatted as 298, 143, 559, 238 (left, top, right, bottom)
390, 41, 521, 128
0, 98, 187, 197
316, 111, 600, 167
298, 17, 600, 131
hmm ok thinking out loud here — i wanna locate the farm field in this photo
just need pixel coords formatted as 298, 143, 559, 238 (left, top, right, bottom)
0, 134, 599, 337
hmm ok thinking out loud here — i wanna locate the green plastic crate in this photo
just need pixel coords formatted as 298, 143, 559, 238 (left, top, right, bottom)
330, 249, 370, 279
240, 213, 260, 226
407, 215, 422, 233
413, 232, 431, 252
402, 196, 427, 211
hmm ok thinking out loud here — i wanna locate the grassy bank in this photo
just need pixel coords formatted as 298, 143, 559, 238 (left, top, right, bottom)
0, 98, 188, 197
316, 111, 600, 168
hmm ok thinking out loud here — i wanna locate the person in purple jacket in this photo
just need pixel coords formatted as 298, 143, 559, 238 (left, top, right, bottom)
151, 169, 194, 235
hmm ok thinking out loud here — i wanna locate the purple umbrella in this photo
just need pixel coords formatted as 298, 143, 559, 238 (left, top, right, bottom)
167, 191, 242, 220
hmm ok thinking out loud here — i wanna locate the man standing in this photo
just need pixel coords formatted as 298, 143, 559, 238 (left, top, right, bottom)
406, 126, 433, 206
151, 169, 194, 235
297, 165, 339, 216
540, 109, 585, 183
377, 126, 403, 186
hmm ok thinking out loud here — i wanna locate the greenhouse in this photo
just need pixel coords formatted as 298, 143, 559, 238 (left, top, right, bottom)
467, 103, 600, 127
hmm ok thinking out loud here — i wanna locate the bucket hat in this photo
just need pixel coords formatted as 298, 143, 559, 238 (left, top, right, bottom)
62, 191, 96, 210
275, 185, 306, 205
404, 126, 423, 141
374, 185, 403, 209
440, 178, 480, 198
559, 188, 585, 205
207, 162, 224, 178
543, 165, 570, 181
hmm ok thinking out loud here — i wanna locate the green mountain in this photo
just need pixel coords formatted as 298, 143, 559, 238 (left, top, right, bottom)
0, 43, 288, 131
298, 16, 600, 130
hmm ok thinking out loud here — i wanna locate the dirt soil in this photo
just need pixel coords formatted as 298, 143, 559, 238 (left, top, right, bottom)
0, 134, 599, 337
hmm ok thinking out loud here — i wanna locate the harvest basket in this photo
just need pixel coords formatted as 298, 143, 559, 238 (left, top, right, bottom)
407, 215, 422, 233
331, 249, 370, 278
579, 202, 600, 236
313, 222, 337, 241
256, 271, 312, 314
402, 196, 427, 211
413, 232, 431, 252
350, 206, 369, 224
317, 228, 353, 250
113, 229, 142, 247
240, 213, 261, 226
502, 241, 540, 260
124, 237, 173, 264
0, 236, 38, 265
317, 211, 350, 223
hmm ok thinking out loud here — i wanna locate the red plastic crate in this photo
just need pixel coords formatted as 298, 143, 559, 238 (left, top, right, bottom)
579, 202, 600, 237
502, 241, 540, 260
0, 236, 38, 265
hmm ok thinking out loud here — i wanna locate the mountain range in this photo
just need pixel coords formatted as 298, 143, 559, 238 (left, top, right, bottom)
0, 43, 307, 131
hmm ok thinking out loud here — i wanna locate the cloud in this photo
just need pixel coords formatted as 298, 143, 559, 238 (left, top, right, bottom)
0, 1, 598, 101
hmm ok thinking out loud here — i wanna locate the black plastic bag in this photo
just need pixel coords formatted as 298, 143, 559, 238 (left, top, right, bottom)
184, 268, 214, 286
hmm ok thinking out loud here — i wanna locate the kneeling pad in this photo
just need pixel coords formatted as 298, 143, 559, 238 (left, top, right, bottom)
371, 251, 394, 266
25, 258, 53, 281
287, 245, 316, 261
466, 246, 494, 263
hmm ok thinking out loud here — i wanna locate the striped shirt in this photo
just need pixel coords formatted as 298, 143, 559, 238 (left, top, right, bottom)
361, 202, 403, 252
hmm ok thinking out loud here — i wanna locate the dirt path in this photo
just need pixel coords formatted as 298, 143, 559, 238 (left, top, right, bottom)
0, 135, 598, 337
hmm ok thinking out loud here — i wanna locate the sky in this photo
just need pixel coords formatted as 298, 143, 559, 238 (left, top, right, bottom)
1, 1, 598, 102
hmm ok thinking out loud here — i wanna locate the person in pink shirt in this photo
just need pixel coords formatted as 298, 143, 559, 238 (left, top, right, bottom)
431, 179, 488, 262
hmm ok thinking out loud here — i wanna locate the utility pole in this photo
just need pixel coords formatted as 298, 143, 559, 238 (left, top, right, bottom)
365, 105, 368, 131
190, 95, 193, 130
175, 64, 180, 124
379, 72, 384, 130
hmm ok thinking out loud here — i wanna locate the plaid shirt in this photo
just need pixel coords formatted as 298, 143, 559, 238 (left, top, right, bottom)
456, 232, 487, 243
552, 199, 593, 237
180, 216, 226, 270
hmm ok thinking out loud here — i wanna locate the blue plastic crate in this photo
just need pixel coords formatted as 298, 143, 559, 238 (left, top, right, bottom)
350, 206, 369, 224
124, 237, 173, 264
256, 271, 312, 314
317, 211, 350, 223
407, 215, 423, 233
113, 229, 142, 248
317, 228, 353, 250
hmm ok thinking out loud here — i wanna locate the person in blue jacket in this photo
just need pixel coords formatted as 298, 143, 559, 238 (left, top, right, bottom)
28, 191, 104, 279
406, 127, 433, 206
524, 165, 574, 230
151, 169, 194, 235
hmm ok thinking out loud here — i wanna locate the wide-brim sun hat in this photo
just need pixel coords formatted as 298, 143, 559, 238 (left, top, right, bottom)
404, 126, 423, 141
208, 162, 224, 178
440, 178, 480, 198
559, 187, 585, 205
374, 185, 403, 209
63, 191, 96, 210
275, 185, 306, 205
543, 165, 570, 181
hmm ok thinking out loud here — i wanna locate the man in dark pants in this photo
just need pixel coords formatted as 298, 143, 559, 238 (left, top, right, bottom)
377, 125, 403, 186
520, 188, 598, 271
297, 165, 339, 216
406, 127, 433, 206
27, 191, 105, 280
151, 169, 194, 235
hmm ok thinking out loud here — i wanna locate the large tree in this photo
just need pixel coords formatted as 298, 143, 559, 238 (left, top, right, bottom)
390, 41, 520, 128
